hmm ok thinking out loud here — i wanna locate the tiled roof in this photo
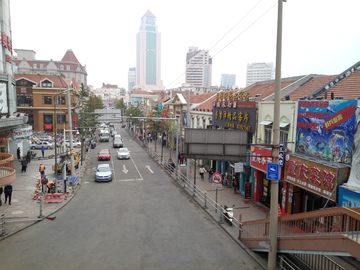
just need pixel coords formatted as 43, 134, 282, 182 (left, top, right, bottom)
281, 75, 337, 101
246, 80, 296, 101
14, 74, 69, 88
317, 68, 360, 100
61, 49, 80, 63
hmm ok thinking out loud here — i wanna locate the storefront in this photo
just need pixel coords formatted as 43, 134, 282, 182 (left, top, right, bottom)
284, 153, 350, 214
250, 146, 284, 208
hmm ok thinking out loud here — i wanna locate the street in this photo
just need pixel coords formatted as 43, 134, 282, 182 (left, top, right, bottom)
0, 126, 263, 270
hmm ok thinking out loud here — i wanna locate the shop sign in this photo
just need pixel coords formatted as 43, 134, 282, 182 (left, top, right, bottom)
250, 146, 273, 172
279, 143, 285, 167
212, 91, 256, 132
284, 155, 348, 201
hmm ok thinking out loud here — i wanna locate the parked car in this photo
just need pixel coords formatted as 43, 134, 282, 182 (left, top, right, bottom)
117, 148, 130, 160
30, 141, 54, 149
65, 140, 81, 148
94, 163, 113, 182
113, 138, 123, 148
98, 149, 111, 161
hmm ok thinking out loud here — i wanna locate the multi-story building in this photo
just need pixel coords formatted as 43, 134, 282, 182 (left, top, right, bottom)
220, 73, 236, 88
135, 10, 164, 92
0, 0, 34, 187
13, 49, 87, 86
246, 62, 274, 86
128, 67, 136, 93
185, 47, 212, 87
15, 74, 76, 133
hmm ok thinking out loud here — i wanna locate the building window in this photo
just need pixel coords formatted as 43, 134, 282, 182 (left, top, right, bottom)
33, 64, 37, 69
264, 123, 273, 145
67, 65, 70, 70
41, 80, 52, 87
40, 64, 44, 69
280, 125, 289, 144
42, 96, 53, 105
17, 95, 33, 107
43, 114, 53, 124
55, 96, 66, 105
60, 65, 64, 70
57, 115, 66, 124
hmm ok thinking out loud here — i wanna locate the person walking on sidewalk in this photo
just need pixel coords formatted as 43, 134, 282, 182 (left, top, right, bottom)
17, 147, 21, 160
208, 167, 214, 182
199, 165, 206, 180
41, 146, 45, 157
39, 164, 46, 177
41, 175, 48, 193
26, 150, 31, 163
4, 184, 12, 205
21, 158, 28, 173
233, 173, 238, 193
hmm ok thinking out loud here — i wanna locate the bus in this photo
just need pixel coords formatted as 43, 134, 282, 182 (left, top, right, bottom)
99, 129, 110, 142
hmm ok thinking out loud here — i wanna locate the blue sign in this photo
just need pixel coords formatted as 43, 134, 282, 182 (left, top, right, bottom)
266, 163, 280, 181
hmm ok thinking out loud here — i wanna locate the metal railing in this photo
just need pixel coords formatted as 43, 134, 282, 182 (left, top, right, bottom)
293, 254, 345, 270
132, 132, 242, 230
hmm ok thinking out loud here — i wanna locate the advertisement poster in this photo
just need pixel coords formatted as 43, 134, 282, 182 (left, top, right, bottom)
296, 100, 357, 164
347, 105, 360, 187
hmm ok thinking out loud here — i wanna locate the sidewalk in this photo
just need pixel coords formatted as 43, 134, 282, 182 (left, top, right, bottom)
144, 138, 269, 223
0, 149, 84, 240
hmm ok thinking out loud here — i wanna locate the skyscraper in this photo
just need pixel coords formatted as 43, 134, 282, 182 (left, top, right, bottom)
135, 10, 164, 91
246, 62, 275, 86
185, 47, 212, 87
220, 74, 236, 88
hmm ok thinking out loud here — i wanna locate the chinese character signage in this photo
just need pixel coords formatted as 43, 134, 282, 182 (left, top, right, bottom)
296, 100, 357, 164
284, 154, 350, 201
250, 146, 273, 172
212, 93, 256, 132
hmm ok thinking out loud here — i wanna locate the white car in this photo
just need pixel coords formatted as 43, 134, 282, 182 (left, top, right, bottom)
65, 140, 81, 148
117, 148, 130, 159
30, 141, 54, 149
94, 163, 113, 182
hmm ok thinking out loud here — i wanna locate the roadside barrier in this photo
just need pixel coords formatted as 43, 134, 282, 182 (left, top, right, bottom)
44, 193, 63, 203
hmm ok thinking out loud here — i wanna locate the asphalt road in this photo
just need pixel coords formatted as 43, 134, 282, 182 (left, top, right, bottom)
0, 127, 263, 270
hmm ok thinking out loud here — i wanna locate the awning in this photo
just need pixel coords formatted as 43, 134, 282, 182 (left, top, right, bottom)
280, 122, 290, 127
259, 120, 272, 125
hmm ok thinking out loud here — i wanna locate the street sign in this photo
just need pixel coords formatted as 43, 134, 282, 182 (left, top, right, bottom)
234, 162, 244, 173
266, 163, 280, 181
212, 171, 223, 184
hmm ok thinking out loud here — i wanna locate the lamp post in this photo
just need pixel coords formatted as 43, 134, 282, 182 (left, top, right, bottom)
53, 89, 72, 187
67, 89, 75, 177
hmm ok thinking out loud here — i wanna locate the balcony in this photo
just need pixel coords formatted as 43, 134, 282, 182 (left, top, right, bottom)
0, 153, 16, 186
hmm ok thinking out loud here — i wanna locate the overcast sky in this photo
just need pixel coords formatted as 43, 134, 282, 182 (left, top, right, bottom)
10, 0, 360, 90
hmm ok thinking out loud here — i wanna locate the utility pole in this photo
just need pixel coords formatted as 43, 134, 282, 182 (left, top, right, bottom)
268, 1, 285, 269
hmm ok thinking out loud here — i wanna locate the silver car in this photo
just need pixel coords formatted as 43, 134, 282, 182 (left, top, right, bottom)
30, 141, 54, 149
94, 163, 113, 182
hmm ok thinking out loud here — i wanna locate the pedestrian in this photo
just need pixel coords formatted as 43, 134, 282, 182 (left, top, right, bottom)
46, 181, 56, 193
26, 150, 31, 163
21, 158, 28, 173
4, 184, 12, 205
41, 175, 48, 193
199, 165, 206, 180
179, 153, 185, 165
41, 145, 45, 157
168, 158, 175, 173
233, 173, 238, 193
0, 186, 2, 206
208, 168, 214, 182
39, 164, 46, 177
17, 147, 21, 160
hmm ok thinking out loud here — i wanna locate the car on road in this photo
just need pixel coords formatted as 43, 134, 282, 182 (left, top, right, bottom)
94, 163, 113, 182
113, 138, 123, 148
98, 149, 111, 161
30, 141, 54, 149
117, 148, 130, 159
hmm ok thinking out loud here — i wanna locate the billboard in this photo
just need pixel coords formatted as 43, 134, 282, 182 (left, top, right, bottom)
296, 100, 357, 164
184, 128, 248, 161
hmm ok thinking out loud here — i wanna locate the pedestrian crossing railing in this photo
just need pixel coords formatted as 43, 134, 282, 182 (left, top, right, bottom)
0, 214, 5, 236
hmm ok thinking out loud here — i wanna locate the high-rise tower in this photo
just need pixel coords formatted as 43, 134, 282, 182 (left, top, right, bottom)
135, 10, 164, 91
185, 47, 212, 87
